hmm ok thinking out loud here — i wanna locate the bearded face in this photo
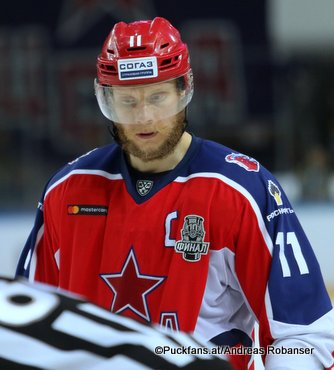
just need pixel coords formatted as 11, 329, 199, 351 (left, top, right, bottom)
114, 110, 186, 162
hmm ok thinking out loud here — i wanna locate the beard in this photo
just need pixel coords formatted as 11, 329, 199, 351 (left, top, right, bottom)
114, 111, 186, 162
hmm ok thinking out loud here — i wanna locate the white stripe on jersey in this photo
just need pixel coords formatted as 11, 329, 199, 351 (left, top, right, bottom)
27, 224, 44, 281
44, 170, 123, 200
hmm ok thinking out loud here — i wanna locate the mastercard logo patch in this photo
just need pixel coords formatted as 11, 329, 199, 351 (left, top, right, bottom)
67, 204, 108, 216
68, 205, 80, 215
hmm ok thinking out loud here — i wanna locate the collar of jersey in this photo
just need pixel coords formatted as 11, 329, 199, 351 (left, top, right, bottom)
120, 134, 201, 204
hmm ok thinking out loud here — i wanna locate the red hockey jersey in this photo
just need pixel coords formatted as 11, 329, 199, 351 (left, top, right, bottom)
17, 135, 334, 370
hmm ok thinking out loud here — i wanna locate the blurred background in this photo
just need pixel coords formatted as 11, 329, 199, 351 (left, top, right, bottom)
0, 0, 333, 299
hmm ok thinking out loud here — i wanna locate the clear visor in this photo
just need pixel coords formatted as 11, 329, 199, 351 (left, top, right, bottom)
94, 71, 193, 124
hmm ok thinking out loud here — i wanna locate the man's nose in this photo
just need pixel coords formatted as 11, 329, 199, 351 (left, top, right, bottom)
134, 103, 155, 124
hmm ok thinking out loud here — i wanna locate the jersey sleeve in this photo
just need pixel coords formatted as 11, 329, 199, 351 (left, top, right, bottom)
232, 165, 334, 369
16, 183, 60, 286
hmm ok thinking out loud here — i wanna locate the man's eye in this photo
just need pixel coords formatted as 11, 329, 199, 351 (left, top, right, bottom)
120, 97, 136, 106
149, 92, 167, 104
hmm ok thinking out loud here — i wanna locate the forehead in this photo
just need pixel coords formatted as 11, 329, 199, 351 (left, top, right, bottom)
112, 80, 176, 95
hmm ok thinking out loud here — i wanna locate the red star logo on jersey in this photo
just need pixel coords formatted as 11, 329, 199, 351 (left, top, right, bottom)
100, 248, 165, 321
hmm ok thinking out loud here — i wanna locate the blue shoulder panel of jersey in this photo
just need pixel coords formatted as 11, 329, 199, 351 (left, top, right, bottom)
46, 144, 122, 191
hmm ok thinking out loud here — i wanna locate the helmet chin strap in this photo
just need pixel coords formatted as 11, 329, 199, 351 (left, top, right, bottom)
106, 107, 189, 145
183, 106, 189, 131
107, 121, 119, 144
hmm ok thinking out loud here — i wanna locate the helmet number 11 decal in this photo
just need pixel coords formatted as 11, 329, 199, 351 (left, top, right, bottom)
129, 35, 142, 47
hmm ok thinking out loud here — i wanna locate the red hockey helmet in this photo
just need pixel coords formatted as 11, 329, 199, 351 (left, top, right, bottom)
96, 17, 191, 85
95, 17, 193, 124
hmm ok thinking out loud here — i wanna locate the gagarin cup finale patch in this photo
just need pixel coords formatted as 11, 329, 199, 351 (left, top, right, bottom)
175, 215, 210, 262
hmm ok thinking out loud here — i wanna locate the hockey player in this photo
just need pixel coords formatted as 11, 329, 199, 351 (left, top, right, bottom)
16, 17, 334, 370
0, 276, 232, 369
